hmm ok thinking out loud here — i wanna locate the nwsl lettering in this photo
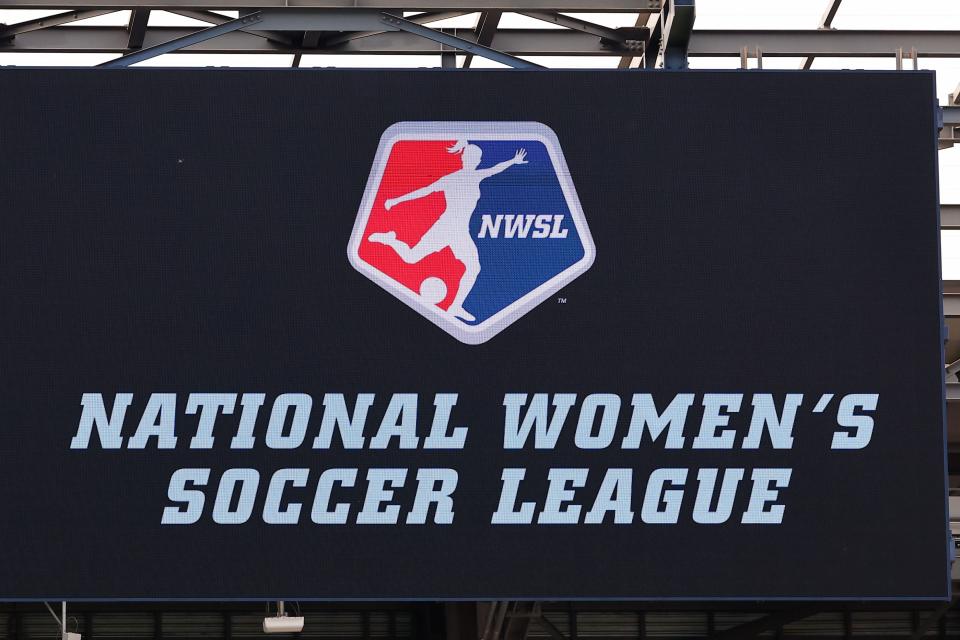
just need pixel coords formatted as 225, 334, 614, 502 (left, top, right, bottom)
478, 214, 568, 238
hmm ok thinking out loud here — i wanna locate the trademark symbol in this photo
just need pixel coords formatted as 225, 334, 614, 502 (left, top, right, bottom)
557, 297, 567, 304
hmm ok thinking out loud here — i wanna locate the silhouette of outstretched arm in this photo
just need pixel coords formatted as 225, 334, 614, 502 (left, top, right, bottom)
384, 179, 444, 211
478, 149, 527, 180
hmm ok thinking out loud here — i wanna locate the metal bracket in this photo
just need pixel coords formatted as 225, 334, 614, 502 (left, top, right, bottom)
740, 45, 762, 69
613, 27, 649, 53
655, 0, 695, 69
896, 46, 919, 70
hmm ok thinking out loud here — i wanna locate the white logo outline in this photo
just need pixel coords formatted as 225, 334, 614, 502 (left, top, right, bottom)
348, 121, 595, 345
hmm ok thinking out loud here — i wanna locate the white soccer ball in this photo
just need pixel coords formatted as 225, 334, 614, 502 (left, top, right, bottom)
419, 277, 447, 305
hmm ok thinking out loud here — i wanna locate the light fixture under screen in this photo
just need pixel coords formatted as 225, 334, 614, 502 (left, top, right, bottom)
263, 601, 303, 634
262, 617, 304, 634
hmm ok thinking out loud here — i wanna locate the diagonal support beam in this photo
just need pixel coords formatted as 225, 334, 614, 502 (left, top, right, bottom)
801, 0, 843, 69
378, 12, 541, 68
0, 9, 117, 40
463, 10, 500, 68
98, 11, 263, 67
126, 8, 150, 49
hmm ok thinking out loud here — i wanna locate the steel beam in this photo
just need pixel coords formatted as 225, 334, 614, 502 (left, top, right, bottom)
0, 0, 660, 8
656, 0, 694, 69
0, 26, 630, 55
943, 205, 960, 230
945, 106, 960, 127
0, 8, 117, 39
126, 8, 149, 48
689, 29, 960, 57
3, 25, 959, 59
379, 12, 539, 68
258, 8, 396, 31
948, 382, 960, 402
462, 10, 500, 68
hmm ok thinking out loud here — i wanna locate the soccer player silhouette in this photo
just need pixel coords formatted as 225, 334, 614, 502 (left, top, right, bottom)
368, 141, 527, 323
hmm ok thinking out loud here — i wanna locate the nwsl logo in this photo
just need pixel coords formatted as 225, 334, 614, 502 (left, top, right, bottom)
349, 122, 595, 344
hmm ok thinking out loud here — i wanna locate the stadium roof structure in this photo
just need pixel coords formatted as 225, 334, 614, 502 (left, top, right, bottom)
0, 1, 957, 151
0, 0, 956, 70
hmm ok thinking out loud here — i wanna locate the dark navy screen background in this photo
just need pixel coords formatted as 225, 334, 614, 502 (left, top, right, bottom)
467, 139, 582, 323
0, 69, 947, 601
